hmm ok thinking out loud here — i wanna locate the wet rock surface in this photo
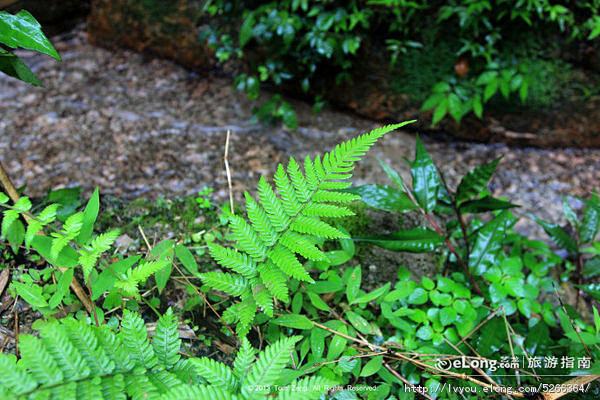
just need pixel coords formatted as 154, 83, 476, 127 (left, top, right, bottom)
1, 25, 599, 243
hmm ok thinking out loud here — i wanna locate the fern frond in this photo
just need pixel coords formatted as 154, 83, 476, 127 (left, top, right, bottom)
61, 319, 115, 376
25, 204, 58, 248
76, 377, 103, 400
50, 212, 84, 259
100, 374, 127, 400
244, 192, 277, 246
279, 231, 324, 261
207, 243, 257, 278
159, 384, 236, 400
274, 164, 302, 216
114, 260, 169, 298
170, 359, 201, 386
268, 244, 314, 282
190, 357, 236, 390
93, 325, 135, 373
0, 353, 37, 395
197, 272, 249, 297
258, 176, 290, 231
125, 373, 160, 400
290, 216, 347, 239
258, 261, 289, 302
301, 202, 354, 218
38, 323, 91, 381
201, 123, 410, 335
147, 370, 183, 392
242, 335, 301, 395
237, 291, 257, 337
1, 209, 20, 237
79, 229, 120, 282
119, 309, 158, 369
287, 157, 311, 202
153, 308, 181, 369
230, 215, 267, 260
233, 338, 255, 383
18, 334, 63, 386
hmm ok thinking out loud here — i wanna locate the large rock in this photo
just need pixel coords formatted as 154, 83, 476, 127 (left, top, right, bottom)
87, 0, 600, 148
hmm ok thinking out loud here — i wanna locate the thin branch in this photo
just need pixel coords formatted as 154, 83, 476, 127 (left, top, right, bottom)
223, 129, 234, 215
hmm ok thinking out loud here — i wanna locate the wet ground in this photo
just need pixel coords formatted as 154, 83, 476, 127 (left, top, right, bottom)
1, 25, 599, 241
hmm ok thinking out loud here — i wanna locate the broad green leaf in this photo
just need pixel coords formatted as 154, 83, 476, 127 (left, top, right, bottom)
346, 310, 377, 335
469, 211, 510, 275
0, 50, 42, 86
407, 287, 428, 305
447, 92, 463, 122
584, 255, 600, 277
432, 98, 448, 125
483, 79, 498, 102
307, 291, 330, 311
456, 158, 501, 204
13, 281, 48, 308
416, 325, 433, 340
175, 244, 198, 275
346, 266, 361, 303
149, 239, 176, 259
308, 280, 344, 294
310, 329, 327, 360
439, 307, 457, 326
459, 196, 519, 213
154, 263, 172, 294
517, 298, 533, 318
0, 10, 60, 60
345, 184, 416, 212
351, 282, 390, 305
273, 314, 313, 330
354, 227, 444, 253
580, 195, 600, 243
31, 235, 78, 268
359, 356, 383, 377
377, 158, 406, 191
532, 215, 578, 254
239, 13, 255, 48
410, 136, 439, 211
421, 92, 445, 111
562, 196, 578, 229
48, 268, 74, 309
76, 188, 99, 245
473, 94, 483, 118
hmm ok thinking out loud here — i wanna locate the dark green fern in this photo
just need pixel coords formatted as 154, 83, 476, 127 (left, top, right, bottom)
0, 309, 334, 399
200, 122, 414, 335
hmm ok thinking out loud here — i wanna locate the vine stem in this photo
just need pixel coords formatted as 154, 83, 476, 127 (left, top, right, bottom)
0, 161, 94, 313
401, 181, 485, 299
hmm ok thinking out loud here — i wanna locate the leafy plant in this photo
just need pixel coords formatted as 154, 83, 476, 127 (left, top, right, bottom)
1, 308, 333, 400
199, 121, 414, 336
0, 9, 61, 86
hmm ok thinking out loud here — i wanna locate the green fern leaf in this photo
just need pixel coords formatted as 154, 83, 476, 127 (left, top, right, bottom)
252, 282, 274, 316
76, 377, 103, 400
244, 192, 277, 246
153, 307, 181, 369
268, 243, 314, 282
24, 220, 43, 249
93, 325, 135, 372
170, 358, 201, 386
207, 243, 257, 278
38, 323, 91, 381
257, 176, 290, 231
101, 374, 127, 400
290, 216, 347, 239
258, 262, 289, 302
0, 353, 37, 395
147, 370, 183, 392
319, 180, 353, 190
120, 309, 158, 369
159, 384, 236, 400
1, 209, 20, 238
125, 373, 160, 400
287, 157, 311, 202
237, 291, 257, 337
79, 229, 120, 282
279, 231, 324, 261
274, 164, 302, 216
197, 272, 249, 296
61, 319, 116, 376
301, 203, 354, 218
190, 357, 236, 390
233, 337, 256, 382
230, 215, 267, 260
18, 334, 63, 386
242, 336, 301, 395
50, 212, 84, 259
303, 155, 319, 190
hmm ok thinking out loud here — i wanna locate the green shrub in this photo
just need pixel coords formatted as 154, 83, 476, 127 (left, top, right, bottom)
202, 0, 600, 127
